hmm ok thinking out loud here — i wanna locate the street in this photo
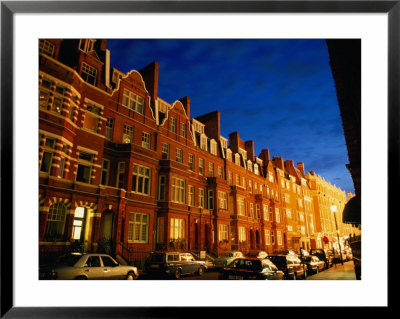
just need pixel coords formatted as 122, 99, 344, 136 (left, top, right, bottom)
138, 260, 357, 280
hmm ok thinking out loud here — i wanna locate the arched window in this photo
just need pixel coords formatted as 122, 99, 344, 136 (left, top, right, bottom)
45, 203, 67, 240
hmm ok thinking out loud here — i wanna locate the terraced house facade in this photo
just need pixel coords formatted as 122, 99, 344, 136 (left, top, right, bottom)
39, 39, 358, 266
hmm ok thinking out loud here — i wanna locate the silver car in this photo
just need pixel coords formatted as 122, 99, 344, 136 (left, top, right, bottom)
39, 253, 139, 280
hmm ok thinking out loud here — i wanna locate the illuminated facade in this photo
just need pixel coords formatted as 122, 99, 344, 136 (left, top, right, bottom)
38, 39, 358, 266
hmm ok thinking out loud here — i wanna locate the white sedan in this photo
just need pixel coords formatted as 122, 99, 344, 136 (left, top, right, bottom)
39, 253, 139, 280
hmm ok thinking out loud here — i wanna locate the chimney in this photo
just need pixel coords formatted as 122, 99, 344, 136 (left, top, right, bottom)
139, 61, 159, 101
272, 156, 284, 170
245, 141, 255, 161
297, 162, 305, 175
285, 160, 295, 168
259, 148, 270, 163
229, 132, 240, 153
179, 96, 191, 118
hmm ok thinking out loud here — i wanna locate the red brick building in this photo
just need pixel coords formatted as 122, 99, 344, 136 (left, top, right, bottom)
39, 39, 357, 267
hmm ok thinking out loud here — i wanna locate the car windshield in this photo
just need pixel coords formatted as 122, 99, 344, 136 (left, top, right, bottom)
149, 254, 165, 263
57, 254, 82, 266
223, 252, 235, 257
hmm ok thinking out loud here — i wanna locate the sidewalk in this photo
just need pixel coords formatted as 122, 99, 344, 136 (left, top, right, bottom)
306, 261, 357, 280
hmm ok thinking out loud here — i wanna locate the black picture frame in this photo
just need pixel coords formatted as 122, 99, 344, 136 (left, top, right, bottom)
1, 0, 394, 317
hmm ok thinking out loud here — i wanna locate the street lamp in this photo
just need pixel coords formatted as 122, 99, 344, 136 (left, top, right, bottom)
331, 205, 343, 265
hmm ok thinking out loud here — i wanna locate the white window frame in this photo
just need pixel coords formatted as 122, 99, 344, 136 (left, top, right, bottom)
128, 213, 149, 243
141, 132, 151, 149
219, 224, 229, 242
172, 177, 186, 204
122, 89, 144, 114
132, 164, 151, 195
176, 148, 183, 163
123, 124, 133, 143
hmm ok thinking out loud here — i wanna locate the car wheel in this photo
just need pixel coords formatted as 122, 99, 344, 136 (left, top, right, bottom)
174, 269, 181, 279
75, 276, 87, 280
197, 266, 204, 276
126, 271, 136, 280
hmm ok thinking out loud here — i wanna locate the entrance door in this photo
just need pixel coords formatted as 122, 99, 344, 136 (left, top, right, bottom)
100, 210, 114, 254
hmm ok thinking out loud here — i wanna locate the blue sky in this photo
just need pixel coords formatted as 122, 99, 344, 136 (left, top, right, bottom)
107, 39, 354, 195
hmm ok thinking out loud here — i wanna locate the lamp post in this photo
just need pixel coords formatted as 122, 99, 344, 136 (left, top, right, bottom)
331, 205, 343, 265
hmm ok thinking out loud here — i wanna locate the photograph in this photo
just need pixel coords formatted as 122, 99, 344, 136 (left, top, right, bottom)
38, 38, 361, 281
1, 0, 393, 316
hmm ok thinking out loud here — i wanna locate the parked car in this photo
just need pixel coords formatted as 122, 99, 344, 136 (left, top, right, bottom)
39, 253, 139, 280
246, 251, 268, 259
301, 255, 325, 274
213, 251, 244, 269
343, 248, 353, 261
219, 257, 284, 280
267, 254, 307, 280
143, 252, 205, 279
309, 248, 333, 269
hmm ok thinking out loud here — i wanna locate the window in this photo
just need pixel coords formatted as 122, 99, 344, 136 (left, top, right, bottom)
40, 138, 56, 174
172, 177, 186, 204
277, 231, 282, 245
239, 226, 247, 243
237, 198, 246, 216
228, 171, 233, 185
72, 207, 86, 240
199, 188, 205, 208
175, 148, 183, 163
254, 164, 259, 175
158, 175, 166, 200
256, 204, 261, 219
301, 226, 306, 235
81, 62, 97, 85
210, 140, 217, 155
269, 207, 273, 221
226, 149, 232, 162
141, 132, 151, 149
117, 162, 125, 189
105, 117, 114, 140
235, 153, 241, 165
236, 174, 240, 186
188, 154, 195, 171
249, 203, 254, 218
299, 213, 305, 221
83, 104, 101, 132
200, 136, 207, 151
79, 39, 95, 52
287, 225, 293, 232
122, 89, 144, 114
76, 152, 94, 184
208, 190, 214, 210
275, 208, 280, 223
45, 203, 66, 240
218, 166, 223, 179
263, 205, 269, 221
219, 224, 229, 242
52, 96, 64, 114
199, 158, 204, 175
100, 159, 110, 185
123, 125, 133, 143
161, 143, 170, 159
265, 230, 271, 245
39, 39, 55, 57
209, 163, 214, 177
39, 90, 50, 109
101, 256, 118, 267
309, 215, 315, 234
128, 213, 149, 243
57, 146, 67, 178
170, 118, 176, 133
188, 186, 195, 206
268, 172, 274, 183
132, 164, 151, 195
286, 208, 292, 219
181, 123, 186, 138
170, 218, 185, 240
249, 180, 253, 193
271, 231, 275, 245
218, 191, 228, 210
